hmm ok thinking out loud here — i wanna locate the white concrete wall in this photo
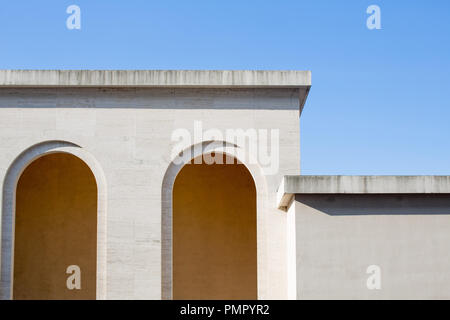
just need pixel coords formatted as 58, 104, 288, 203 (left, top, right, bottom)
0, 87, 301, 299
295, 194, 450, 299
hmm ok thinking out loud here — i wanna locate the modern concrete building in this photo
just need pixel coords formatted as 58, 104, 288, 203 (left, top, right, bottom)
0, 70, 448, 300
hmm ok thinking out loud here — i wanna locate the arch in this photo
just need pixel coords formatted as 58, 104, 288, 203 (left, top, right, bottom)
161, 141, 269, 300
0, 141, 107, 300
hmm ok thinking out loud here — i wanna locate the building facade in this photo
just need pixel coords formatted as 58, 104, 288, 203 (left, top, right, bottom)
0, 70, 449, 299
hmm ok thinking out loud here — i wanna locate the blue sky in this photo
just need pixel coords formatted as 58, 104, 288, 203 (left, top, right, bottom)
1, 0, 449, 175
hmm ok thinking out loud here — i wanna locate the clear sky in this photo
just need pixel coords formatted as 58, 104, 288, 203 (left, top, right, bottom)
1, 0, 449, 175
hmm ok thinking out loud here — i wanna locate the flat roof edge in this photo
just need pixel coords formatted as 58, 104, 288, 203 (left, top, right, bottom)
0, 70, 311, 88
277, 176, 450, 211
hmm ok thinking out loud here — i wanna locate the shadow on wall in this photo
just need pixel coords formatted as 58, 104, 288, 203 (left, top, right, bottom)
296, 194, 450, 216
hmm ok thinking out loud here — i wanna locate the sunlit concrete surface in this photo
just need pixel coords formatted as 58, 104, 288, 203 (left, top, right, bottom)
0, 70, 309, 300
2, 70, 449, 300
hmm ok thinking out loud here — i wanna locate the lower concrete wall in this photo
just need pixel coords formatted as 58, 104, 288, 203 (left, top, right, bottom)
295, 194, 450, 299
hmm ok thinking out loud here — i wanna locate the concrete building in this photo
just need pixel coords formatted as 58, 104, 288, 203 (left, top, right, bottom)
0, 70, 448, 300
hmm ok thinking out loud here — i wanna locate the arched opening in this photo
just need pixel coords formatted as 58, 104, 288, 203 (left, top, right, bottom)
172, 153, 257, 299
13, 152, 97, 300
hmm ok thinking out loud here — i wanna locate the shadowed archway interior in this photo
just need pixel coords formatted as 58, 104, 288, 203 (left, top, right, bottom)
173, 153, 257, 299
13, 153, 97, 300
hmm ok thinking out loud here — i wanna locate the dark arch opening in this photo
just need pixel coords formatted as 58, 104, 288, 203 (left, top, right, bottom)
13, 153, 97, 300
173, 153, 257, 299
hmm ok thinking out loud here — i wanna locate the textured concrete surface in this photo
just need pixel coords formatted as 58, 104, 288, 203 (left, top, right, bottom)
0, 70, 311, 88
294, 194, 450, 299
0, 84, 302, 299
3, 70, 450, 300
281, 175, 450, 299
278, 176, 450, 210
0, 69, 311, 115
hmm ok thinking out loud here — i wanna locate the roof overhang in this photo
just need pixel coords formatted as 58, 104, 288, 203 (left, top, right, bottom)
0, 70, 311, 88
277, 175, 450, 211
0, 70, 311, 114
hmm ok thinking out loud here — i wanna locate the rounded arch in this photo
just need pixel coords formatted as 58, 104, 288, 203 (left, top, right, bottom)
161, 140, 269, 300
1, 141, 107, 300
